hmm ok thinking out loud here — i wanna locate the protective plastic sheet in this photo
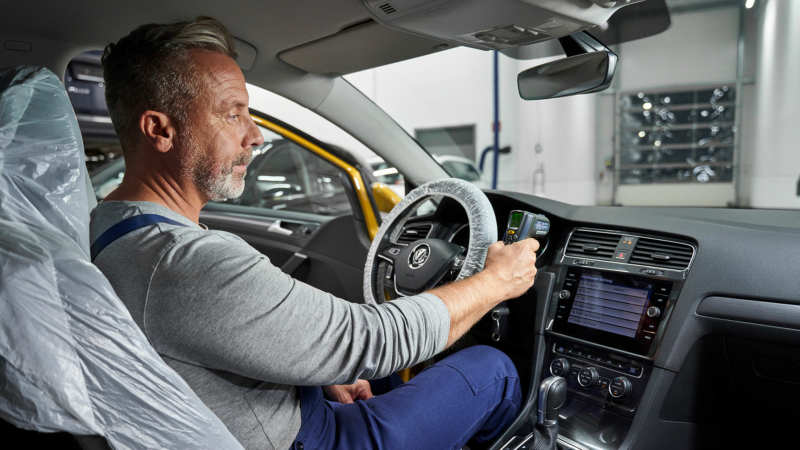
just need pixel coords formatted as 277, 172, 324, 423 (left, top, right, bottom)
363, 178, 498, 304
0, 66, 243, 449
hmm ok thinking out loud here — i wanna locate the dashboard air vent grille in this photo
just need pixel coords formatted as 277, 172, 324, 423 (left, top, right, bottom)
378, 3, 397, 14
396, 223, 432, 244
565, 230, 620, 260
630, 238, 694, 270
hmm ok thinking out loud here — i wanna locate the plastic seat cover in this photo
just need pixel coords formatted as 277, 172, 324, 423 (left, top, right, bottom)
0, 65, 243, 449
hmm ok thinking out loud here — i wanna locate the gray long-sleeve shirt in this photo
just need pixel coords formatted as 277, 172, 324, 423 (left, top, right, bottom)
89, 201, 450, 450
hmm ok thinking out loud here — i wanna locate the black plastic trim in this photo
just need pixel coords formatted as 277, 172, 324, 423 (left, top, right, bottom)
697, 296, 800, 330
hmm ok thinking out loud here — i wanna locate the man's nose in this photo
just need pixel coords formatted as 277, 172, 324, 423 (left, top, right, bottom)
245, 114, 265, 148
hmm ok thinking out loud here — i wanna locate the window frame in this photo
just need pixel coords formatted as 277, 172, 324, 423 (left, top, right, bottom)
247, 110, 381, 240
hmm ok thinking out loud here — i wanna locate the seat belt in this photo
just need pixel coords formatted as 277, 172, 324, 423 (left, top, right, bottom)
90, 214, 188, 261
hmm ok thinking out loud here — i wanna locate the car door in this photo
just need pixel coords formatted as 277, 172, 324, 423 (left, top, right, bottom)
200, 112, 381, 303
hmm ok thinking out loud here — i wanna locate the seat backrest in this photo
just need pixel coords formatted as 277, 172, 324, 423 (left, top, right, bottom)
0, 66, 243, 450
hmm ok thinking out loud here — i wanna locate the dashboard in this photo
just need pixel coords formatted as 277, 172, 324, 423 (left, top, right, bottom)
389, 191, 800, 450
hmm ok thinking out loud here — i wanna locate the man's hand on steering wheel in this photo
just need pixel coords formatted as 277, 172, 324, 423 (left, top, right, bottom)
363, 178, 541, 349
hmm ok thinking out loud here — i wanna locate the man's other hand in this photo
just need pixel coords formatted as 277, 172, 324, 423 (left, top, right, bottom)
323, 380, 374, 404
482, 239, 539, 301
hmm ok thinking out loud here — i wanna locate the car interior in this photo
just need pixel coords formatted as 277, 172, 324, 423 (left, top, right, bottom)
2, 1, 800, 450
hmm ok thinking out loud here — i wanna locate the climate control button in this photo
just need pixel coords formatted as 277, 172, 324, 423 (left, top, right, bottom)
577, 367, 599, 388
609, 376, 633, 399
550, 358, 570, 377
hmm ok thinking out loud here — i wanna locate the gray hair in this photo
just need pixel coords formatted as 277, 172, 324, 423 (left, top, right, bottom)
101, 16, 235, 158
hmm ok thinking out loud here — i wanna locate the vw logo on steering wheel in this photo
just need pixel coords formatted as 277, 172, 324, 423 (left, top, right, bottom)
409, 243, 431, 269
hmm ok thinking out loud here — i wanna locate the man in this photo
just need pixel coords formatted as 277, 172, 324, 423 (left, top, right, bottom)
92, 16, 540, 450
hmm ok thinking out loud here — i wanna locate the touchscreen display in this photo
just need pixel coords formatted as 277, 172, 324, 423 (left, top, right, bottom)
568, 276, 649, 338
552, 268, 673, 356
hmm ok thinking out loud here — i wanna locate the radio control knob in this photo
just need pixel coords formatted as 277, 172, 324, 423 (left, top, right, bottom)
550, 358, 570, 377
646, 306, 661, 318
559, 290, 571, 300
609, 376, 633, 399
577, 367, 599, 388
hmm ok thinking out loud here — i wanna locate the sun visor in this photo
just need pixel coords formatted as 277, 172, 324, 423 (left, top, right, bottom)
280, 20, 452, 75
0, 66, 243, 449
360, 0, 648, 51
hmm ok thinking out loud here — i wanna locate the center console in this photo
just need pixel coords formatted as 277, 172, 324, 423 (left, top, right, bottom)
541, 228, 695, 450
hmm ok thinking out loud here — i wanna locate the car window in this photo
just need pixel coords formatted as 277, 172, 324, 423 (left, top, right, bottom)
234, 137, 352, 216
91, 158, 126, 200
91, 124, 352, 217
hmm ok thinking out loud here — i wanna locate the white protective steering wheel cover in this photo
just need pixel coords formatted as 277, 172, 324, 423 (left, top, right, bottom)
363, 178, 498, 305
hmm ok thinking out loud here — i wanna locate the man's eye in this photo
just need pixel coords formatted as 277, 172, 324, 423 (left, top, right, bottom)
229, 114, 240, 121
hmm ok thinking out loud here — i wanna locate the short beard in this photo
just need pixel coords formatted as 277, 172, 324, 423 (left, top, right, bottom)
182, 133, 252, 202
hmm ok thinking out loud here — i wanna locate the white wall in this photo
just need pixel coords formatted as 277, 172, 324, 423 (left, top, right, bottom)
618, 7, 740, 91
744, 0, 800, 209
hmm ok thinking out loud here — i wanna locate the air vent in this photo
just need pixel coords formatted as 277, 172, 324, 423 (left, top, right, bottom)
630, 238, 694, 270
378, 2, 397, 14
396, 223, 432, 244
565, 230, 621, 260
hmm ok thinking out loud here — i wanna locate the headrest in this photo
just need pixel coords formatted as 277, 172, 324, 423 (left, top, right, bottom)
0, 66, 90, 254
0, 66, 243, 449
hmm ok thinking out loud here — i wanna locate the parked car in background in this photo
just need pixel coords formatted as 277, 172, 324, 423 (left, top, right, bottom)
432, 155, 488, 189
368, 154, 487, 198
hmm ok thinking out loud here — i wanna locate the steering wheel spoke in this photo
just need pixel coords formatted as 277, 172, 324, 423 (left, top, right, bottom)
376, 242, 405, 266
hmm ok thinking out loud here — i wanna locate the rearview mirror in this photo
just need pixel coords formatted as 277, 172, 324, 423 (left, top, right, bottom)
517, 50, 617, 101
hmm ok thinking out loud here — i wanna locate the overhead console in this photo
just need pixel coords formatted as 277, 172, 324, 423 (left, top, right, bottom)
541, 228, 695, 450
359, 0, 646, 51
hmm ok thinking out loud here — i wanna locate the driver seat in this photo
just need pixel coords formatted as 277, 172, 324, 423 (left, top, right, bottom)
0, 66, 242, 449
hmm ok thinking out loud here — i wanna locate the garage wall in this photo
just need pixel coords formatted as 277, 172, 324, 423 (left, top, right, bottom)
613, 6, 741, 206
743, 0, 800, 209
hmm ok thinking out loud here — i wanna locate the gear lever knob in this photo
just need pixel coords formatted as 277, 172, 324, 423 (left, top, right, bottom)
537, 376, 567, 426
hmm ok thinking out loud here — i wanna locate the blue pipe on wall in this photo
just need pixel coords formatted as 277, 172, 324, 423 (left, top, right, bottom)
492, 50, 499, 190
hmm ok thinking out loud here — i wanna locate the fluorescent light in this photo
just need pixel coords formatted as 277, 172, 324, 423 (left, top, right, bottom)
258, 175, 286, 181
643, 102, 652, 110
373, 167, 399, 177
745, 0, 755, 9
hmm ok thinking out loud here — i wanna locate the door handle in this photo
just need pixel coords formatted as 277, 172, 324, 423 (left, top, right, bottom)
280, 252, 308, 275
267, 220, 293, 236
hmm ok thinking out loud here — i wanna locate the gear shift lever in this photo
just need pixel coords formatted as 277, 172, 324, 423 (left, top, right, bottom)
531, 376, 566, 450
498, 376, 566, 450
537, 375, 567, 426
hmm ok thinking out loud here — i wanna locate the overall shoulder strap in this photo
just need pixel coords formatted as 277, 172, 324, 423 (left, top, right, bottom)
90, 214, 188, 261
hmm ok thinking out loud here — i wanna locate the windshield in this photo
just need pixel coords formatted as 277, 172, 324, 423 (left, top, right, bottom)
344, 0, 799, 210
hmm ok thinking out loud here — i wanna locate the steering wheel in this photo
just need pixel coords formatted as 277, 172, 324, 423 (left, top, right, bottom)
363, 179, 498, 305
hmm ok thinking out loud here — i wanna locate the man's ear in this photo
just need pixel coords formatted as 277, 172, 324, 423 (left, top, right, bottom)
138, 110, 176, 154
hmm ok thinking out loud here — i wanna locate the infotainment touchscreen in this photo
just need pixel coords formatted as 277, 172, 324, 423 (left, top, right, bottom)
552, 268, 673, 356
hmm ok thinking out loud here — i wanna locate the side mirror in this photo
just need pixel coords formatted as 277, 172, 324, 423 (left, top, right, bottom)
517, 32, 617, 101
